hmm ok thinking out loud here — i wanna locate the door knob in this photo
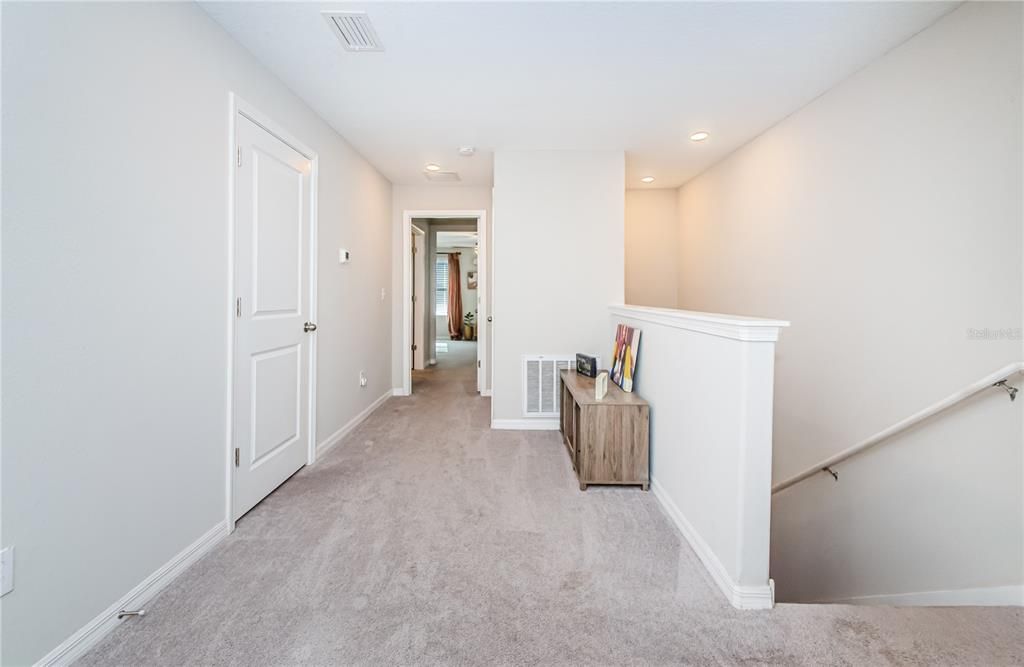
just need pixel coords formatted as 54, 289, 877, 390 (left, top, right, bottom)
304, 322, 318, 333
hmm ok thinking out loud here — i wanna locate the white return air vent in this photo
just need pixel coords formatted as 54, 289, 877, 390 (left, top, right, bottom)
322, 11, 384, 52
523, 355, 574, 417
423, 170, 461, 183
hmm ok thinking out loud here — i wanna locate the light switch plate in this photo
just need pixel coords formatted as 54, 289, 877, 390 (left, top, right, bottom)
1, 546, 14, 597
338, 248, 350, 264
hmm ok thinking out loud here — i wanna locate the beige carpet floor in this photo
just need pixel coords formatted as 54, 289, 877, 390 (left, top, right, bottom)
79, 348, 1023, 665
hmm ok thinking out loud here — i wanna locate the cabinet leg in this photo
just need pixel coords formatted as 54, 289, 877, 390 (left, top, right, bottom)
579, 482, 588, 491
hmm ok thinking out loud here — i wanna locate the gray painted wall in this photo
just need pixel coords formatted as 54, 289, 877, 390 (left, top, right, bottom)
1, 3, 392, 663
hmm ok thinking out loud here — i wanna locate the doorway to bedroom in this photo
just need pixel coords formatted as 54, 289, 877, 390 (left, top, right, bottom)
405, 214, 486, 396
435, 229, 479, 363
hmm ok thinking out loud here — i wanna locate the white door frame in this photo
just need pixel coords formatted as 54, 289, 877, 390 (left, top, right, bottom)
401, 210, 488, 397
226, 93, 319, 532
411, 224, 427, 370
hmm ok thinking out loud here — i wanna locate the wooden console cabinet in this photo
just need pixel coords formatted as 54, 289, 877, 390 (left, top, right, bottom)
558, 369, 650, 491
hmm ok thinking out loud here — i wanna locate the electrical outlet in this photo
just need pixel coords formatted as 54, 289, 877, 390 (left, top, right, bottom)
359, 371, 368, 388
1, 546, 14, 597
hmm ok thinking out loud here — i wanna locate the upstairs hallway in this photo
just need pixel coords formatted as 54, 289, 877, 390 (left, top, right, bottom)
78, 357, 1023, 665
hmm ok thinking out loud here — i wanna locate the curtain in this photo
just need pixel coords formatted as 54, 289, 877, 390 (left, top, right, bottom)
447, 252, 463, 340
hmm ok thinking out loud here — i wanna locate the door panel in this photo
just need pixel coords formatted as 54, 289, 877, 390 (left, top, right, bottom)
233, 114, 312, 521
254, 149, 303, 315
251, 344, 301, 465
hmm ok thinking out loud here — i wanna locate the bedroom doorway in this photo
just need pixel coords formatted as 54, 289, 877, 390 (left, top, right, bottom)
401, 211, 488, 397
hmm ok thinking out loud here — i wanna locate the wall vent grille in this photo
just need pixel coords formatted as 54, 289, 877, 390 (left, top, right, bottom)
522, 355, 574, 417
322, 12, 384, 52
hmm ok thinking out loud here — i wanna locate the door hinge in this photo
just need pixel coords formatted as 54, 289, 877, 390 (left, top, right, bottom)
237, 146, 242, 168
412, 295, 416, 303
478, 360, 481, 368
412, 344, 417, 351
234, 448, 240, 467
236, 297, 242, 318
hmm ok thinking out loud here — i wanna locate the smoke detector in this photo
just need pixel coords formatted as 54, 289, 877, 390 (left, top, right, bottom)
322, 11, 384, 52
458, 146, 476, 157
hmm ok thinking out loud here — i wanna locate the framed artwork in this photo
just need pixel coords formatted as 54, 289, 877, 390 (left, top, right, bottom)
610, 323, 641, 392
467, 271, 477, 289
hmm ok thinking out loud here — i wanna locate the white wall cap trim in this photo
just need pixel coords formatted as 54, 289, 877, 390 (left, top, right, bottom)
609, 305, 789, 342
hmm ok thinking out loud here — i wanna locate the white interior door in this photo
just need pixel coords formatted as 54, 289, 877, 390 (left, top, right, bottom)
412, 229, 426, 370
233, 114, 313, 521
476, 214, 487, 393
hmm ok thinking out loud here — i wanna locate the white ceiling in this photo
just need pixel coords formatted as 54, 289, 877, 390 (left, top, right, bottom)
436, 231, 479, 249
201, 1, 957, 189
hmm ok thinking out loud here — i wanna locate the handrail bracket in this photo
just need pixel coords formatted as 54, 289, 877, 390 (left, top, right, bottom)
993, 379, 1018, 402
772, 362, 1024, 496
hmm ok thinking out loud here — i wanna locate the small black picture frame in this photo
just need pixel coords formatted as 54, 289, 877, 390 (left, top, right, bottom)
576, 353, 598, 378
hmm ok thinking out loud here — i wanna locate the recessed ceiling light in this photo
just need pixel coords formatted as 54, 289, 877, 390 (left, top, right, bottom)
641, 176, 655, 183
425, 163, 441, 171
689, 131, 710, 142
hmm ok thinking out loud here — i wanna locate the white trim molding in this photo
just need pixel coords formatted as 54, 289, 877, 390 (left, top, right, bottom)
315, 390, 392, 460
811, 585, 1023, 607
652, 479, 774, 610
609, 305, 789, 342
36, 523, 228, 666
491, 418, 559, 431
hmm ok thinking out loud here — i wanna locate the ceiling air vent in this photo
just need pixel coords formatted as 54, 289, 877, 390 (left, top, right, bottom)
424, 171, 461, 183
322, 11, 383, 52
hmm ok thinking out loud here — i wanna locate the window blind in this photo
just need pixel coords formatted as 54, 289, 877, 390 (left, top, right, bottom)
435, 256, 448, 316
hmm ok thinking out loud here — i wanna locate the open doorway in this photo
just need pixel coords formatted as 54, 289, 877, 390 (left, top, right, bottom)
402, 210, 488, 397
434, 229, 479, 372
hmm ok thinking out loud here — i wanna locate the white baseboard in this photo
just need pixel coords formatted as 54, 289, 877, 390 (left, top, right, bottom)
37, 522, 228, 666
392, 387, 409, 397
812, 585, 1024, 607
315, 390, 392, 459
480, 389, 492, 397
491, 418, 559, 430
651, 478, 774, 610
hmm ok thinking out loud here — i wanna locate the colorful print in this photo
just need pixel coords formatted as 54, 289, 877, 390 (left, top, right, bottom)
610, 324, 641, 392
